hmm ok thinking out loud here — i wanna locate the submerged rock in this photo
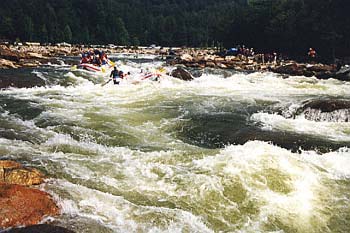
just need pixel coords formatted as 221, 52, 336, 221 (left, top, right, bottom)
171, 67, 194, 81
0, 184, 59, 229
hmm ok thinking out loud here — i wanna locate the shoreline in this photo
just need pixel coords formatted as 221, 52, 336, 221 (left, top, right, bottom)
1, 44, 349, 82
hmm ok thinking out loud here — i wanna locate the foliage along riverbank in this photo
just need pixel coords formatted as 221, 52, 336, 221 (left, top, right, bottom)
1, 0, 350, 61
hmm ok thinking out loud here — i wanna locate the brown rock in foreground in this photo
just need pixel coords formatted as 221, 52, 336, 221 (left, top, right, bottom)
0, 183, 59, 229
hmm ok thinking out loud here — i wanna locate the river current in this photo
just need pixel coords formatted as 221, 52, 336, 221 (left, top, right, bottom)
1, 55, 350, 232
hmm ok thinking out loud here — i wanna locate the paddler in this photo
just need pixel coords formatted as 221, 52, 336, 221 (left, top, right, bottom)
110, 67, 122, 85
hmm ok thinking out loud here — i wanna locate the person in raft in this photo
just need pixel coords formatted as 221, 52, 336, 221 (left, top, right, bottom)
110, 67, 122, 85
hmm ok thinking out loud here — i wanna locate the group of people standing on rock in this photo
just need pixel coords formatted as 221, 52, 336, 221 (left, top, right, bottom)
81, 49, 108, 66
232, 44, 318, 64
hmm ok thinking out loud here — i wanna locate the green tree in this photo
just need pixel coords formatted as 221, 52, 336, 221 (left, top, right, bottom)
24, 16, 34, 41
63, 25, 72, 42
41, 24, 49, 43
115, 17, 129, 45
131, 36, 140, 46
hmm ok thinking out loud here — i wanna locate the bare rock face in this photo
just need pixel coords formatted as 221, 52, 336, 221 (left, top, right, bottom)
0, 184, 59, 229
180, 54, 193, 62
171, 67, 194, 81
0, 59, 18, 69
0, 46, 21, 62
0, 160, 45, 186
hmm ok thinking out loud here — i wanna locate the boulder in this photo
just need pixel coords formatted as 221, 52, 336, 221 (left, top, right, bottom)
27, 52, 44, 59
0, 59, 18, 69
307, 64, 336, 73
300, 99, 350, 113
5, 168, 45, 186
206, 61, 216, 67
0, 184, 59, 229
0, 71, 46, 89
271, 63, 306, 76
295, 99, 350, 122
180, 54, 193, 62
0, 160, 45, 186
0, 46, 20, 62
0, 161, 21, 182
171, 67, 194, 81
335, 66, 350, 81
5, 224, 75, 233
217, 63, 227, 69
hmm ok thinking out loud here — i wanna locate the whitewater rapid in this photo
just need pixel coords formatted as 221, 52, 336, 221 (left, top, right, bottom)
0, 57, 350, 232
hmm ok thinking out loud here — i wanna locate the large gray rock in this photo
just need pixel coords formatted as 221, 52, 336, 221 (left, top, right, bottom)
335, 66, 350, 81
171, 67, 194, 81
0, 69, 45, 89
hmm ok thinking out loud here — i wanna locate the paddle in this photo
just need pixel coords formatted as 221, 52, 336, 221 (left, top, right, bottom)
101, 79, 112, 87
108, 60, 115, 67
70, 65, 77, 71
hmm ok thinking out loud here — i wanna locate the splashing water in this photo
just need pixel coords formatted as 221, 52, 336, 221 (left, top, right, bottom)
0, 57, 350, 232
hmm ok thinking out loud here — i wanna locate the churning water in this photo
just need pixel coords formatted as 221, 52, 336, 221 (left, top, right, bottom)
1, 55, 350, 232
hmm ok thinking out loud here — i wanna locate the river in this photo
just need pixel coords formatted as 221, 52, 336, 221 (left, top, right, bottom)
1, 55, 350, 232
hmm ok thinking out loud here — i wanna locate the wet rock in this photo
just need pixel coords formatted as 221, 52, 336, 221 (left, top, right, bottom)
0, 161, 21, 182
0, 160, 45, 186
5, 168, 45, 186
171, 67, 194, 81
5, 224, 75, 233
0, 70, 46, 89
295, 99, 350, 122
271, 63, 306, 76
0, 184, 59, 229
299, 99, 350, 113
335, 66, 350, 81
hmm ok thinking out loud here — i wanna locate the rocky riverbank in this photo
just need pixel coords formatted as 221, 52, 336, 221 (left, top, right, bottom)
0, 44, 169, 70
168, 51, 350, 81
0, 160, 62, 231
1, 44, 350, 84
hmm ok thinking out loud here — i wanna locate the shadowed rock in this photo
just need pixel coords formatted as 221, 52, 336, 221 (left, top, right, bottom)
171, 67, 194, 81
4, 224, 75, 233
294, 99, 350, 122
0, 69, 45, 89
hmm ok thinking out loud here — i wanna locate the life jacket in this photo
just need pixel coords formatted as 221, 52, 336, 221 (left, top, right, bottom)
110, 70, 119, 79
81, 57, 89, 64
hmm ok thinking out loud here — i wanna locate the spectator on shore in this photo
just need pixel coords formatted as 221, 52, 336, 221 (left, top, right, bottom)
308, 48, 317, 62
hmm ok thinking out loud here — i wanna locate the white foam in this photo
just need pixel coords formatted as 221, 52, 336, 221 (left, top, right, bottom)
251, 112, 350, 141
